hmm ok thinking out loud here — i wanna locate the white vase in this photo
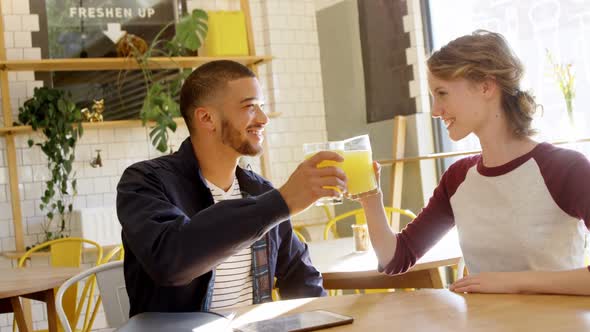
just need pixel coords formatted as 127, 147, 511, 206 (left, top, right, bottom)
559, 111, 586, 141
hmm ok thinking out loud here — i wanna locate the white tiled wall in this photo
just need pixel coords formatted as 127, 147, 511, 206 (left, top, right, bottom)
404, 0, 430, 114
0, 0, 329, 329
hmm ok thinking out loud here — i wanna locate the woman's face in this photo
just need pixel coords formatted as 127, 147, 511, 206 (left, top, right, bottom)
428, 72, 491, 141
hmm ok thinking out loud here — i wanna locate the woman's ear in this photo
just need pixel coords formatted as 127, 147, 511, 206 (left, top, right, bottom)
481, 77, 498, 99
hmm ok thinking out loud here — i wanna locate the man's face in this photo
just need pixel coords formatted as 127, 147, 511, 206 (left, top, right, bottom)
215, 77, 268, 156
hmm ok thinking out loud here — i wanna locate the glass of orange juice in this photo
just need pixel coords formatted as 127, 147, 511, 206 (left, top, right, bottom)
342, 135, 378, 199
303, 141, 345, 206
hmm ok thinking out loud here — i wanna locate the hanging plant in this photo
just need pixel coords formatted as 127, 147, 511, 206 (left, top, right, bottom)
17, 87, 83, 246
123, 9, 208, 152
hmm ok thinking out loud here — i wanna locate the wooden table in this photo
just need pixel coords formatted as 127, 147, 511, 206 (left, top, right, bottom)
231, 289, 590, 331
0, 267, 83, 332
307, 228, 462, 289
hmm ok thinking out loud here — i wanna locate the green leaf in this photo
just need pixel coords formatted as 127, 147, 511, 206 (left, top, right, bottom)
17, 87, 80, 241
174, 9, 208, 51
149, 124, 169, 153
64, 160, 72, 174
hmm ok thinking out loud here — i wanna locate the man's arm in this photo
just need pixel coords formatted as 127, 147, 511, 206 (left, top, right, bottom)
274, 221, 326, 298
118, 151, 346, 287
117, 165, 290, 287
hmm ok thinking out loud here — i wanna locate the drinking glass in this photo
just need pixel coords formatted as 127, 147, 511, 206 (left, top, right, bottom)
302, 141, 345, 206
342, 135, 378, 199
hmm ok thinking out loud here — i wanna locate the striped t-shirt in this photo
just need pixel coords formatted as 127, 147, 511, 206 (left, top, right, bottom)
206, 176, 254, 310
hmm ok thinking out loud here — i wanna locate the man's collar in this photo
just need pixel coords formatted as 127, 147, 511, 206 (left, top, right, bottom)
177, 137, 267, 196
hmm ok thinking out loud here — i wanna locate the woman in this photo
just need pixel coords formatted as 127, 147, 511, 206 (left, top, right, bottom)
360, 30, 590, 295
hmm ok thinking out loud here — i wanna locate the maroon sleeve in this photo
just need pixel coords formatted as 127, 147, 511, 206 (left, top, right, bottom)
535, 144, 590, 230
380, 156, 478, 275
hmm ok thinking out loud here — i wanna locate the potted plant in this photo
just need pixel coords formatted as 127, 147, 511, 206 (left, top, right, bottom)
120, 9, 208, 152
17, 87, 83, 247
546, 49, 576, 128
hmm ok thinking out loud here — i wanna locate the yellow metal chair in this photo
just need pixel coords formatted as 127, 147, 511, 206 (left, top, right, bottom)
15, 237, 103, 332
322, 207, 417, 296
100, 245, 124, 264
293, 228, 307, 243
323, 207, 416, 240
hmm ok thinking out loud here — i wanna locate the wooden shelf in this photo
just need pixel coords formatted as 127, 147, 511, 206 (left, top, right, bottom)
0, 112, 281, 136
0, 55, 273, 72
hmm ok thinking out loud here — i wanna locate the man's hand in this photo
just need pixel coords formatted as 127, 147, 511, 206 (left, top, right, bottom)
450, 271, 526, 294
279, 151, 347, 215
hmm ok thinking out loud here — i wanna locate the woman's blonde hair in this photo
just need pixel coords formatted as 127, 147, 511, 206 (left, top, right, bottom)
427, 30, 538, 137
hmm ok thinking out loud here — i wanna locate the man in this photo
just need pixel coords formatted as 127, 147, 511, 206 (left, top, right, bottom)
117, 60, 346, 316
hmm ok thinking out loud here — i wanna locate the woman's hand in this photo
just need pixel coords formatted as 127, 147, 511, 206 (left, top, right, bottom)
450, 271, 527, 294
354, 161, 383, 203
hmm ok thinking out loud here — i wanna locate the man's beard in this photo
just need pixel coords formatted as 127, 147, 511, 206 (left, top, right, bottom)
221, 118, 263, 156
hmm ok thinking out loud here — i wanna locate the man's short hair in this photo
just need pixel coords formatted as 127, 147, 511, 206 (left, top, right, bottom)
180, 60, 256, 132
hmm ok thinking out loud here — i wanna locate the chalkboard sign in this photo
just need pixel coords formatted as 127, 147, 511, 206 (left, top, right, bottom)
44, 0, 180, 58
30, 0, 187, 120
358, 0, 415, 123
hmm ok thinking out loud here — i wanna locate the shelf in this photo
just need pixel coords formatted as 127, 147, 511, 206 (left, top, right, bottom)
0, 112, 281, 136
0, 55, 273, 72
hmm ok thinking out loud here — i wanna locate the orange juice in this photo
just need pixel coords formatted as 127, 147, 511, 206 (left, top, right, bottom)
342, 150, 377, 196
305, 150, 344, 195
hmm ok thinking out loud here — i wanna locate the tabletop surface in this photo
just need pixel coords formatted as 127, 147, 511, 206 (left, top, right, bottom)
0, 267, 84, 298
307, 228, 462, 276
115, 312, 230, 332
230, 289, 590, 332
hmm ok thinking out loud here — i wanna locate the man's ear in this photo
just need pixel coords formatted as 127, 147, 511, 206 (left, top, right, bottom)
194, 106, 217, 132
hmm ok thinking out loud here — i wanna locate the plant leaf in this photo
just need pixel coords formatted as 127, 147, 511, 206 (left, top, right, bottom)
173, 9, 208, 51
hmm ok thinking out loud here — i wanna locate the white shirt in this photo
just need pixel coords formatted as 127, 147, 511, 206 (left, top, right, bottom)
206, 176, 254, 310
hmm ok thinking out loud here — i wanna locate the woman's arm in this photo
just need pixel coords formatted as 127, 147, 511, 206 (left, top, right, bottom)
358, 160, 460, 274
451, 267, 590, 295
359, 192, 398, 268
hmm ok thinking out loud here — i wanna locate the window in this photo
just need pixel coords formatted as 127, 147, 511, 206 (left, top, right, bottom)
426, 0, 590, 169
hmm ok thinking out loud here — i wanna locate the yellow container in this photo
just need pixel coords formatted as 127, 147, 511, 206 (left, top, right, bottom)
203, 11, 249, 56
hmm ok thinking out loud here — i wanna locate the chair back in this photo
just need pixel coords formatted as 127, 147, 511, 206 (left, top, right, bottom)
18, 237, 103, 268
95, 261, 129, 328
323, 207, 417, 240
101, 244, 124, 264
56, 261, 129, 332
16, 237, 103, 332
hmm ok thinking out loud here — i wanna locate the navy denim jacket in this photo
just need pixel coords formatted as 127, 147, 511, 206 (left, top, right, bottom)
117, 138, 325, 317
